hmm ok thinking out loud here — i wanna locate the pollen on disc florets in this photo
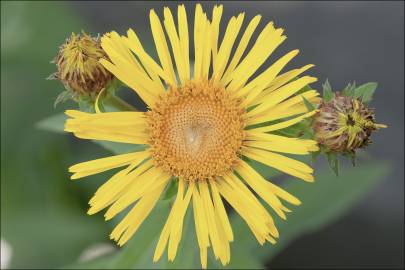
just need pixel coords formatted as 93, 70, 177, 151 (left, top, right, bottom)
53, 31, 113, 96
146, 80, 246, 181
313, 92, 386, 153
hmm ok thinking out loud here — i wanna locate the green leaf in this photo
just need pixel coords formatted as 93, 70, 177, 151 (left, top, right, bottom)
302, 96, 316, 111
36, 113, 67, 133
342, 81, 356, 97
54, 90, 74, 107
63, 200, 172, 269
162, 179, 178, 200
295, 82, 313, 96
311, 150, 321, 164
94, 141, 145, 155
326, 152, 339, 176
65, 200, 201, 269
322, 79, 334, 102
353, 82, 378, 104
342, 151, 357, 166
257, 161, 390, 262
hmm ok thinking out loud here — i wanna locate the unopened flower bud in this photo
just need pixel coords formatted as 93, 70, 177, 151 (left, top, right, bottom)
51, 31, 113, 97
313, 92, 386, 153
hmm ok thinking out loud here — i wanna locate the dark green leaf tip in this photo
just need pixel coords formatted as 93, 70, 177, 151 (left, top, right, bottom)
354, 82, 378, 104
302, 96, 317, 111
322, 79, 334, 102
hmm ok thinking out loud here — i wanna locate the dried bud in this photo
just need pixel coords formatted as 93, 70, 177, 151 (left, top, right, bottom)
52, 31, 113, 97
313, 92, 386, 153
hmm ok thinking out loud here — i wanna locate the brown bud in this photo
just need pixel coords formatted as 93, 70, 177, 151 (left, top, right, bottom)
313, 92, 386, 153
53, 31, 113, 97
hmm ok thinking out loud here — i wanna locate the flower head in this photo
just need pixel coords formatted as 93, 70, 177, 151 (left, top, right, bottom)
313, 92, 386, 153
53, 31, 113, 97
64, 4, 320, 268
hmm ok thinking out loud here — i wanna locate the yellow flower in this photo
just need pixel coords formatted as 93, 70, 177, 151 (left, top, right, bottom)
64, 4, 320, 268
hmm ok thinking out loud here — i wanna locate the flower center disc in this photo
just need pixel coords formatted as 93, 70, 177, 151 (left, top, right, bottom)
146, 81, 245, 181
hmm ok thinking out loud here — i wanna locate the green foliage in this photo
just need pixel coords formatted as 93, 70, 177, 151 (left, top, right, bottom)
54, 89, 75, 107
1, 1, 112, 268
302, 96, 317, 111
342, 151, 357, 166
256, 161, 390, 262
311, 149, 321, 165
326, 152, 340, 176
353, 82, 378, 104
162, 179, 179, 200
36, 113, 68, 133
342, 81, 357, 97
322, 79, 334, 102
332, 80, 377, 105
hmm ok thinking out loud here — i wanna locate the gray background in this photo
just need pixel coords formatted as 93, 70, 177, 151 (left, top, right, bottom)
71, 1, 404, 268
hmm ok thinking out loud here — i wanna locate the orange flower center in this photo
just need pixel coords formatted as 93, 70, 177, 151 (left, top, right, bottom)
146, 81, 245, 181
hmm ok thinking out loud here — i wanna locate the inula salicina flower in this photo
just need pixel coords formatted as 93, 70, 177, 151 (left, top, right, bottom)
52, 31, 113, 98
313, 92, 386, 153
64, 4, 321, 268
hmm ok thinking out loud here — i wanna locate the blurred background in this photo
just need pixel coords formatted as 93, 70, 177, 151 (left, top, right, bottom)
1, 1, 403, 269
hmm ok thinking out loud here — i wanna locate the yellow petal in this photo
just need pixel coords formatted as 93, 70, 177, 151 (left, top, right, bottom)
166, 180, 184, 260
248, 76, 318, 117
100, 33, 159, 106
88, 160, 153, 215
251, 64, 315, 105
201, 17, 212, 80
217, 177, 278, 243
111, 180, 168, 246
99, 59, 157, 107
247, 110, 318, 133
244, 138, 318, 155
153, 181, 179, 262
163, 7, 187, 85
200, 247, 208, 269
69, 151, 149, 180
199, 181, 222, 260
251, 90, 320, 123
221, 15, 262, 85
104, 168, 169, 220
227, 23, 285, 92
212, 13, 245, 81
267, 182, 301, 206
210, 5, 224, 64
150, 9, 177, 86
123, 29, 166, 92
236, 161, 287, 219
242, 147, 314, 182
223, 174, 277, 235
192, 186, 209, 252
168, 181, 194, 261
238, 50, 300, 107
210, 180, 233, 242
193, 4, 204, 80
178, 4, 190, 81
65, 110, 148, 145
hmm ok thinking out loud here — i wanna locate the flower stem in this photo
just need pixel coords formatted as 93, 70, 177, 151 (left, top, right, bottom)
107, 95, 138, 111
